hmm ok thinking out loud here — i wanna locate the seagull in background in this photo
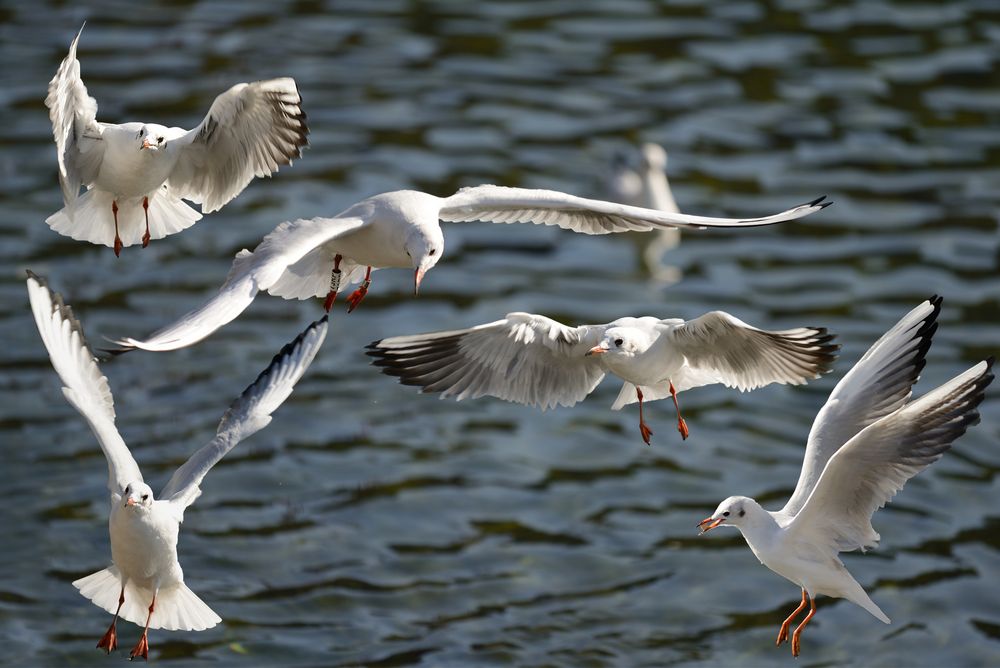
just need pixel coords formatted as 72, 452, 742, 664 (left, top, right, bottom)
699, 296, 994, 657
46, 25, 308, 255
27, 271, 326, 659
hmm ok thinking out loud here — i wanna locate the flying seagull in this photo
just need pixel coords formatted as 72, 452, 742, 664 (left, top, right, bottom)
367, 310, 838, 444
698, 296, 994, 657
46, 25, 308, 255
111, 186, 830, 352
27, 271, 326, 659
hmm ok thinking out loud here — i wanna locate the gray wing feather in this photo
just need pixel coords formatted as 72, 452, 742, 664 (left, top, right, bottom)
367, 313, 606, 410
781, 297, 942, 517
160, 316, 328, 509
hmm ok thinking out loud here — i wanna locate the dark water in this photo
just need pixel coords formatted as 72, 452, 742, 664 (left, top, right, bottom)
1, 1, 999, 666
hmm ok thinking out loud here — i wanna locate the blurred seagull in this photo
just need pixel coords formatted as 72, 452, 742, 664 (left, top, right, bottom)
111, 186, 831, 352
46, 25, 308, 256
367, 311, 838, 444
607, 142, 682, 283
27, 271, 326, 659
698, 296, 994, 657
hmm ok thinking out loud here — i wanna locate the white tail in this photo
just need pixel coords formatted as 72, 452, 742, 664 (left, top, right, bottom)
73, 566, 221, 631
46, 187, 201, 249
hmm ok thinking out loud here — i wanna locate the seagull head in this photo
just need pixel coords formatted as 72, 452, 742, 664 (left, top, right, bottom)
122, 481, 155, 509
640, 143, 667, 172
405, 227, 444, 295
586, 328, 641, 358
698, 496, 756, 533
137, 124, 168, 152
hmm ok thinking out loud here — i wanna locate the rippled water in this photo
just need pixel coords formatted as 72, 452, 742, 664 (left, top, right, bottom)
1, 1, 999, 666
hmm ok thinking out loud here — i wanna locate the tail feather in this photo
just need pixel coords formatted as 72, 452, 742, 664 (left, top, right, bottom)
46, 187, 201, 248
73, 567, 221, 631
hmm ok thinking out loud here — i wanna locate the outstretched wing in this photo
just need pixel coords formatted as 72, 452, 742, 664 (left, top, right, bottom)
665, 311, 838, 392
787, 359, 993, 552
780, 297, 942, 517
26, 271, 142, 495
46, 24, 105, 209
439, 185, 829, 234
159, 316, 328, 510
367, 312, 607, 410
168, 78, 308, 213
110, 217, 366, 352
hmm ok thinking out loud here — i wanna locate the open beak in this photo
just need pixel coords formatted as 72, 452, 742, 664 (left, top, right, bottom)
586, 346, 607, 356
698, 516, 725, 533
414, 268, 425, 296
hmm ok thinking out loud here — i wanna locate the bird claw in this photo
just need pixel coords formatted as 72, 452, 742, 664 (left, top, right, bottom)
639, 420, 653, 445
129, 632, 149, 661
141, 230, 151, 248
346, 282, 370, 313
113, 235, 123, 257
776, 626, 789, 646
677, 417, 689, 440
791, 634, 801, 658
96, 622, 118, 653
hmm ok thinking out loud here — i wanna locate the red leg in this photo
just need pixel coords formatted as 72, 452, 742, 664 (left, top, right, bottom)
323, 254, 343, 312
637, 388, 653, 445
346, 266, 373, 313
129, 592, 156, 661
96, 586, 125, 653
141, 196, 150, 248
112, 200, 123, 257
669, 381, 689, 440
790, 594, 817, 658
776, 588, 808, 646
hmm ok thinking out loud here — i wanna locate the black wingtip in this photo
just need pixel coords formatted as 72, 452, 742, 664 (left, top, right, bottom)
25, 269, 41, 282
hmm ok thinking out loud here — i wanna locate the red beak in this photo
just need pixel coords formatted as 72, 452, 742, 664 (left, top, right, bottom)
125, 497, 136, 507
414, 268, 425, 295
141, 139, 152, 150
697, 516, 725, 533
586, 346, 607, 356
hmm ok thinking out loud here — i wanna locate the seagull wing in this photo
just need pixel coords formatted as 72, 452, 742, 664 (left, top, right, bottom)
168, 78, 308, 213
787, 359, 993, 552
438, 185, 829, 234
780, 298, 942, 517
367, 312, 607, 410
46, 24, 105, 209
159, 316, 327, 510
27, 272, 142, 494
664, 311, 838, 392
111, 216, 366, 352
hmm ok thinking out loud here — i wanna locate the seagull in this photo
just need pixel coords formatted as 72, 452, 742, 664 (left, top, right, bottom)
110, 186, 831, 353
46, 25, 308, 256
697, 296, 994, 657
607, 142, 682, 283
366, 310, 838, 444
26, 271, 326, 660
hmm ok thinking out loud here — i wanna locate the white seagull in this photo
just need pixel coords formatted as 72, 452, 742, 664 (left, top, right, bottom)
111, 186, 831, 352
698, 296, 994, 657
27, 271, 326, 660
366, 311, 838, 444
46, 25, 308, 256
607, 142, 682, 283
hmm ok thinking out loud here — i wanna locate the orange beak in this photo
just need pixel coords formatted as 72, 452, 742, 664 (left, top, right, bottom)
125, 497, 136, 507
586, 346, 607, 356
141, 139, 152, 150
698, 516, 725, 533
414, 268, 425, 295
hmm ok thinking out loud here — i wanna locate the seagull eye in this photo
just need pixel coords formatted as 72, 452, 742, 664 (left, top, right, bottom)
429, 249, 436, 256
124, 485, 130, 494
405, 250, 411, 257
142, 494, 149, 501
157, 136, 164, 143
739, 509, 745, 517
723, 511, 730, 517
614, 338, 623, 347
